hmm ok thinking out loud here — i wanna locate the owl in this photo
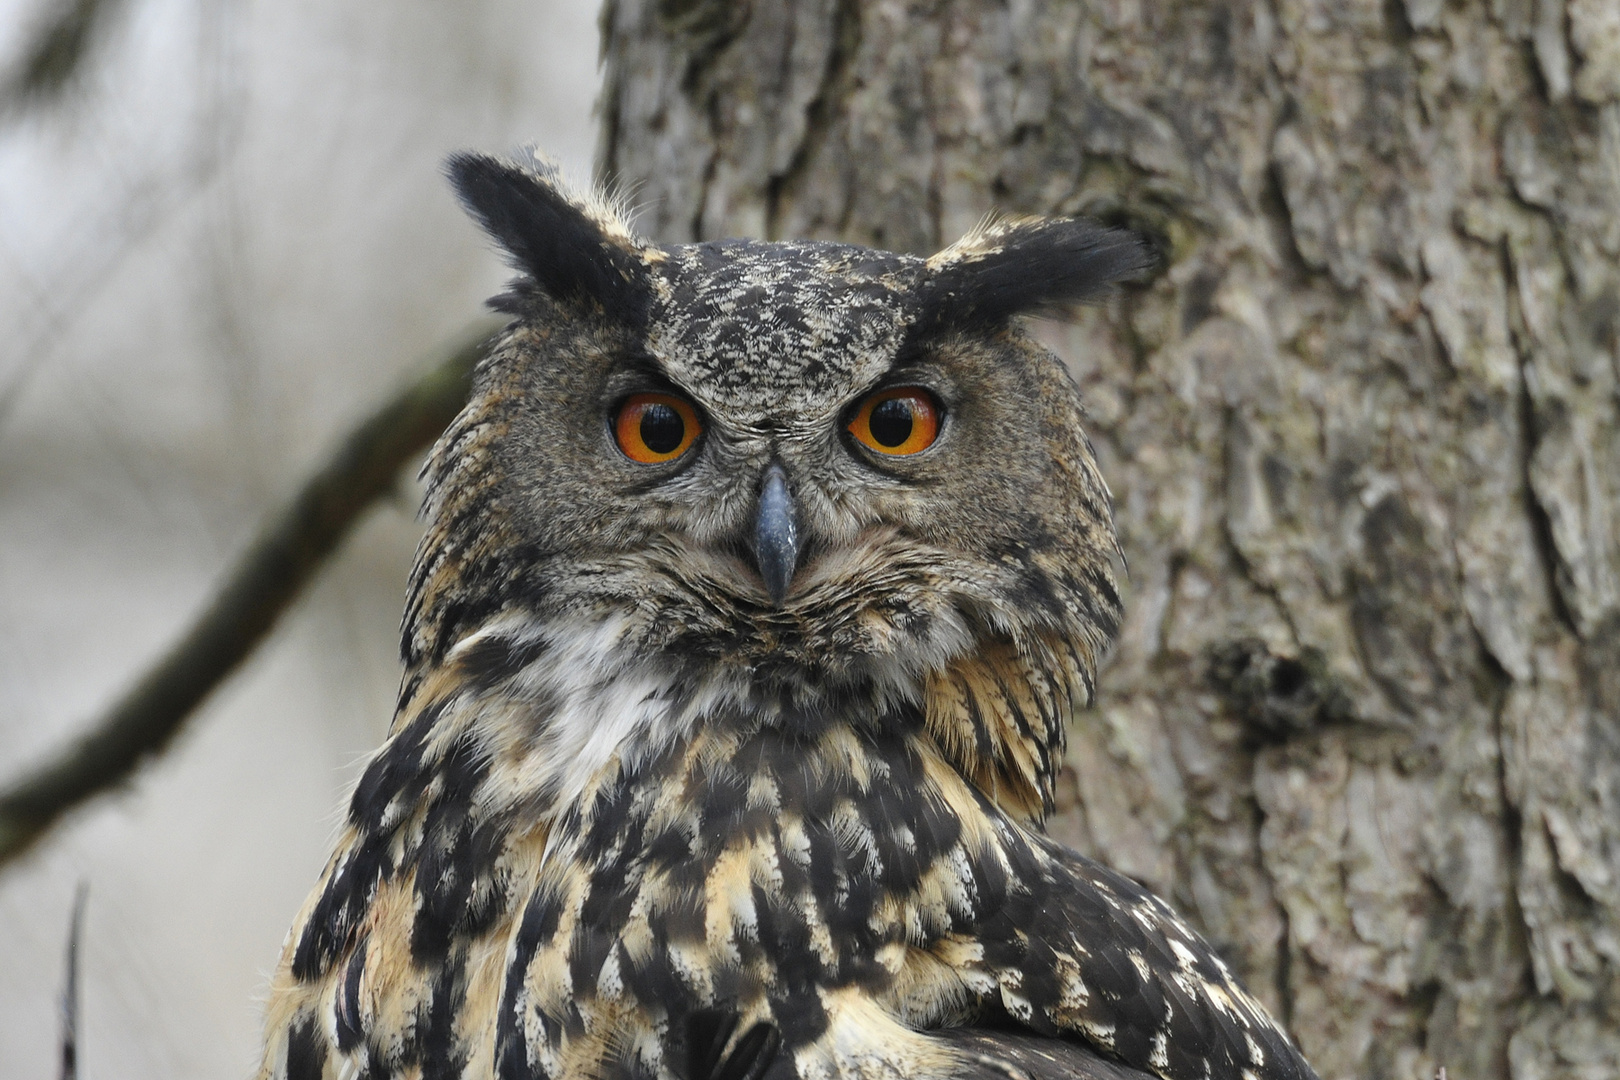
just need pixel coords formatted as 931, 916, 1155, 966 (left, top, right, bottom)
256, 150, 1319, 1080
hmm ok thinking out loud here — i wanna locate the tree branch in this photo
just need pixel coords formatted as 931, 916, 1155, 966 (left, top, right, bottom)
2, 0, 122, 111
59, 881, 86, 1080
0, 321, 498, 869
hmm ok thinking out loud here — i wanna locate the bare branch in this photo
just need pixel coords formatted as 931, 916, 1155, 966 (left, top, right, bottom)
0, 321, 499, 869
59, 882, 87, 1080
2, 0, 122, 111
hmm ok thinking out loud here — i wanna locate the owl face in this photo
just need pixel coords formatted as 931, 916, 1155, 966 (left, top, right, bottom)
417, 153, 1150, 720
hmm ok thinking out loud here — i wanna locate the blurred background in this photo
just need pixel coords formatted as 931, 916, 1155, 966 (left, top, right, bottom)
0, 0, 598, 1074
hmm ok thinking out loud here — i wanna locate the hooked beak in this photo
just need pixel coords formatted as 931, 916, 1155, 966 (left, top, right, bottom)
753, 464, 800, 606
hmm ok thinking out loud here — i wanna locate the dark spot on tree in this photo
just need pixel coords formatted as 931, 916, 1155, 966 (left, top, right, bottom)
1207, 637, 1353, 745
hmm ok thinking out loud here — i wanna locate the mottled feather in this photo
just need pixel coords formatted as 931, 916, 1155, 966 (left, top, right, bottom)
255, 150, 1313, 1080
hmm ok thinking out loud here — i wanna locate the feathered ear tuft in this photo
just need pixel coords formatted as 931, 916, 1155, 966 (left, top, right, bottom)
912, 215, 1157, 334
446, 151, 655, 322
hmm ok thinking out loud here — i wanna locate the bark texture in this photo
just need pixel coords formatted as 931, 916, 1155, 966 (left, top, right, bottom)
598, 4, 1620, 1079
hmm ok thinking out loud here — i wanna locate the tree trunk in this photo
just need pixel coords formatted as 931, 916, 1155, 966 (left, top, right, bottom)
598, 4, 1620, 1079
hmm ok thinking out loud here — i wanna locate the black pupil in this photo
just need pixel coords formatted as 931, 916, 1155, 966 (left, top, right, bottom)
869, 397, 915, 447
639, 402, 685, 454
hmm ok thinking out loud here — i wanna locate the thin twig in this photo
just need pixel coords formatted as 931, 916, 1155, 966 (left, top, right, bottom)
2, 0, 122, 110
60, 882, 87, 1080
0, 321, 497, 869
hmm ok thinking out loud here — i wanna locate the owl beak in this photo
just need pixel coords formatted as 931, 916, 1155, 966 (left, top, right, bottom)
753, 464, 800, 606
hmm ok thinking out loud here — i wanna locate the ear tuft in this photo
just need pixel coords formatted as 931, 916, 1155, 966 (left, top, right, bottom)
446, 150, 654, 323
913, 215, 1157, 333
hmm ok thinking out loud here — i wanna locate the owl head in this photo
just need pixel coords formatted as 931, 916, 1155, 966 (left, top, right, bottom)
407, 151, 1152, 821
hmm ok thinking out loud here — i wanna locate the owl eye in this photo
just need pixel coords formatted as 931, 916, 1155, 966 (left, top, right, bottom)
847, 387, 941, 456
614, 392, 702, 464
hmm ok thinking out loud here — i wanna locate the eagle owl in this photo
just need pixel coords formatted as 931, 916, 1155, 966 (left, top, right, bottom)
257, 151, 1318, 1080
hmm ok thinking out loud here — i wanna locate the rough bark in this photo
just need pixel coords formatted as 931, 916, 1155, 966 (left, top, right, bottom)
598, 4, 1620, 1079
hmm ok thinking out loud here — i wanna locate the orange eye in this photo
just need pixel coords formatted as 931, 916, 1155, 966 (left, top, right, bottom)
614, 392, 702, 464
847, 387, 941, 456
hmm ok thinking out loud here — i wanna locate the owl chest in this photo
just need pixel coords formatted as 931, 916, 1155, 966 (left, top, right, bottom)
495, 724, 1004, 1080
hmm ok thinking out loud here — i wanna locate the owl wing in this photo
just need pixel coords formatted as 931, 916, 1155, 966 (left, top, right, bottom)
685, 1010, 783, 1080
944, 826, 1318, 1080
256, 670, 553, 1080
934, 1029, 1158, 1080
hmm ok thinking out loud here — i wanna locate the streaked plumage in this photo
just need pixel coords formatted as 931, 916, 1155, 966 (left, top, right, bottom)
256, 150, 1318, 1080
